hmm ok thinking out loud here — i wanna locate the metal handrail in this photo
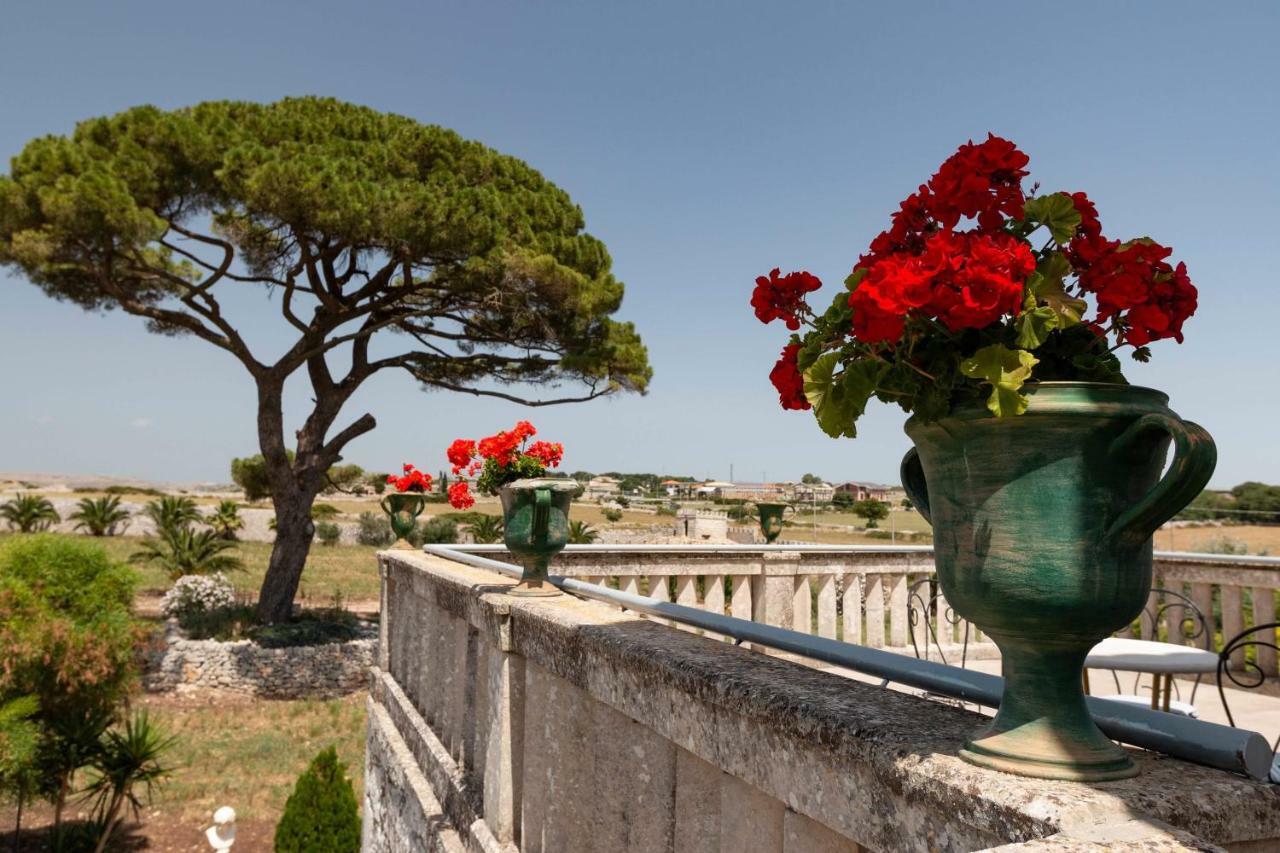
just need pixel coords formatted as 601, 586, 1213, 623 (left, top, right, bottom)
449, 542, 1280, 565
421, 544, 1272, 781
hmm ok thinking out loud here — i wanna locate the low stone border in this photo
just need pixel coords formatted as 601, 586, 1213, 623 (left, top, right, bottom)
143, 621, 378, 698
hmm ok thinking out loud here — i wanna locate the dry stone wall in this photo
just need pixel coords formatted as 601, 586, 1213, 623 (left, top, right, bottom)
143, 621, 376, 698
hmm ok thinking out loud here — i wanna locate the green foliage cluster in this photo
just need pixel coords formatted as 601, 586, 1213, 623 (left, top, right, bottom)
355, 512, 394, 547
602, 507, 623, 523
232, 453, 290, 502
468, 515, 504, 544
315, 521, 342, 546
71, 495, 132, 536
274, 746, 361, 853
852, 498, 890, 528
568, 520, 599, 544
132, 495, 244, 579
412, 517, 459, 546
0, 536, 165, 847
1, 493, 60, 532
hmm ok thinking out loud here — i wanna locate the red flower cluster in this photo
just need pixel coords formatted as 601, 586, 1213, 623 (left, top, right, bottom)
751, 268, 822, 330
476, 420, 536, 468
851, 230, 1035, 342
926, 135, 1031, 231
387, 463, 432, 493
1078, 239, 1197, 345
447, 481, 475, 510
769, 343, 811, 410
526, 440, 564, 468
444, 421, 564, 510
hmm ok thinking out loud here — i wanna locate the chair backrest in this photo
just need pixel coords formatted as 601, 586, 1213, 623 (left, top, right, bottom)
1135, 586, 1211, 650
1217, 620, 1280, 738
907, 578, 970, 668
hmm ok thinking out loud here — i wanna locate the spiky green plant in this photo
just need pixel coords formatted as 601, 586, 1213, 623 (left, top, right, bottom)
468, 515, 504, 544
143, 496, 201, 536
0, 493, 60, 533
70, 496, 131, 537
86, 712, 175, 853
207, 500, 244, 541
131, 527, 245, 580
568, 520, 599, 544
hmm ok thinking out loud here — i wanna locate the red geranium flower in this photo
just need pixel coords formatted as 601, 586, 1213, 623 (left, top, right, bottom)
927, 134, 1030, 231
526, 441, 564, 468
389, 464, 432, 493
447, 480, 475, 509
447, 439, 476, 474
751, 268, 822, 329
769, 343, 811, 410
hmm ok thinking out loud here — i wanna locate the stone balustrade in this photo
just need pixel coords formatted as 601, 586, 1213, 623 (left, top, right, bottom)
452, 545, 1280, 672
362, 549, 1280, 852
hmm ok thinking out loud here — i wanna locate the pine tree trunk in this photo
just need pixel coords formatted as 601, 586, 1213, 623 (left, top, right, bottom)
12, 793, 22, 853
256, 488, 318, 623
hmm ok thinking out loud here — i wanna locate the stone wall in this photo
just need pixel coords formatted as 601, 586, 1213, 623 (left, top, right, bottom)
143, 622, 376, 698
364, 550, 1280, 853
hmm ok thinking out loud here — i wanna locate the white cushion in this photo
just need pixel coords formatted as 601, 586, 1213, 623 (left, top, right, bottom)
1098, 692, 1199, 718
1086, 637, 1219, 673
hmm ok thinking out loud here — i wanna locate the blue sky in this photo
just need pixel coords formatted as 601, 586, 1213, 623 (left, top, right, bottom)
1, 1, 1276, 488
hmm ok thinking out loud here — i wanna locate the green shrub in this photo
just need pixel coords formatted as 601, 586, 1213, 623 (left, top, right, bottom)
311, 503, 341, 520
0, 493, 60, 532
602, 507, 623, 523
412, 517, 458, 545
274, 746, 361, 853
1197, 534, 1249, 555
355, 513, 394, 547
131, 526, 245, 580
315, 521, 342, 546
143, 496, 201, 535
468, 515, 503, 544
569, 520, 598, 544
864, 529, 893, 540
70, 495, 131, 536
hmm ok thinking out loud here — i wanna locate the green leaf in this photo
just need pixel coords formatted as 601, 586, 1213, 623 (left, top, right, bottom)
843, 267, 867, 291
1015, 306, 1060, 349
1027, 252, 1086, 329
1023, 193, 1082, 245
803, 355, 886, 439
960, 344, 1039, 417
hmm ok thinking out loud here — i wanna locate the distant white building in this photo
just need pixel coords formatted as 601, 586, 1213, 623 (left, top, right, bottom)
583, 476, 620, 500
793, 482, 835, 503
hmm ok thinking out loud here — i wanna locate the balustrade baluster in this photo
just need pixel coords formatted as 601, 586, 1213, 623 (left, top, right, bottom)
1252, 587, 1278, 678
887, 573, 908, 647
815, 574, 836, 639
842, 573, 863, 646
792, 575, 813, 634
1221, 585, 1245, 670
865, 575, 886, 648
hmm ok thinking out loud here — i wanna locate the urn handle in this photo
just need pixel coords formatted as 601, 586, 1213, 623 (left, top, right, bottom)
532, 486, 552, 546
1106, 414, 1217, 548
899, 447, 932, 525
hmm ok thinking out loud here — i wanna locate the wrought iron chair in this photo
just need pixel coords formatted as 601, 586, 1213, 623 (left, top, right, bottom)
1096, 586, 1211, 715
907, 577, 971, 667
1217, 621, 1280, 781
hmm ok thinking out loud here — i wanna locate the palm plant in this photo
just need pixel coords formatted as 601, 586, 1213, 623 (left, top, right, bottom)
468, 515, 504, 544
568, 520, 599, 544
86, 712, 175, 853
207, 500, 244, 541
70, 496, 131, 536
0, 493, 61, 532
143, 495, 200, 536
131, 526, 245, 580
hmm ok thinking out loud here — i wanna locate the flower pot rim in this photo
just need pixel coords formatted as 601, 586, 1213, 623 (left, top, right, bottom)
908, 381, 1170, 431
500, 477, 579, 493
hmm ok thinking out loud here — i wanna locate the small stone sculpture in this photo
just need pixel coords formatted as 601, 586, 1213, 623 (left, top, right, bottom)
205, 806, 236, 851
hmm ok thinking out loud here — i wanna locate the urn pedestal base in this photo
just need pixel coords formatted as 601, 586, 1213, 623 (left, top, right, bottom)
508, 578, 561, 597
960, 638, 1137, 781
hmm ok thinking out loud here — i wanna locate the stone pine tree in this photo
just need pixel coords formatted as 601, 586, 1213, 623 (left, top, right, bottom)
0, 98, 651, 622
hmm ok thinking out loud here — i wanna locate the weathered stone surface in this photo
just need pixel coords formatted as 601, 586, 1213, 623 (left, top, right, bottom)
142, 620, 375, 698
363, 698, 467, 853
368, 551, 1280, 853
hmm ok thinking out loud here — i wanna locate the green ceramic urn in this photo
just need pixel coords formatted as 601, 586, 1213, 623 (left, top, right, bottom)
380, 492, 426, 549
900, 382, 1216, 781
756, 502, 789, 544
499, 478, 577, 596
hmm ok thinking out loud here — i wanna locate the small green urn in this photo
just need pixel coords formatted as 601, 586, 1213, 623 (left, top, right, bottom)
499, 478, 576, 596
756, 502, 789, 544
379, 492, 426, 549
901, 382, 1215, 781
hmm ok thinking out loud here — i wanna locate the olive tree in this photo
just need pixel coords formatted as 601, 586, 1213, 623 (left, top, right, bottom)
0, 98, 651, 622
